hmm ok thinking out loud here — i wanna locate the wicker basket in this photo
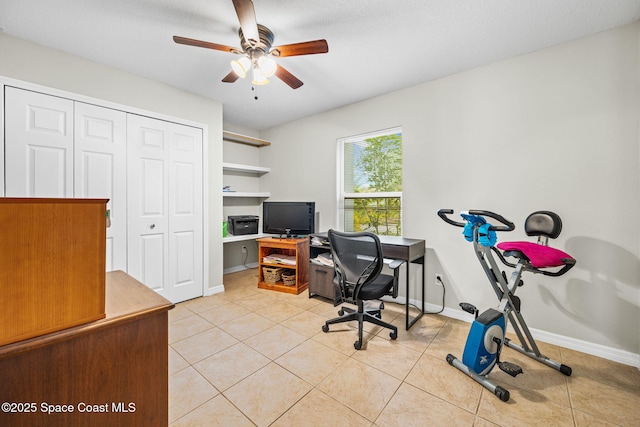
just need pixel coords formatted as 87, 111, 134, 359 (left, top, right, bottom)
282, 272, 296, 286
263, 266, 284, 284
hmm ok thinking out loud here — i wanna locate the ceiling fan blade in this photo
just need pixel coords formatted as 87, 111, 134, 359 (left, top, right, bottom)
232, 0, 259, 47
222, 70, 240, 83
275, 65, 303, 89
270, 39, 328, 57
173, 35, 239, 53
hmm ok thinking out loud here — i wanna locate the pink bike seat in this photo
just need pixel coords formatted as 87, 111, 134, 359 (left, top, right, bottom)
496, 241, 574, 268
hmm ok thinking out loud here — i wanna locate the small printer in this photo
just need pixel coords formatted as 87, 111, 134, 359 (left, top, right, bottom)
227, 215, 259, 235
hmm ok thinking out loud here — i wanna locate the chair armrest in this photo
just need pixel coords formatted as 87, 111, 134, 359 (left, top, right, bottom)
387, 259, 405, 298
388, 259, 405, 270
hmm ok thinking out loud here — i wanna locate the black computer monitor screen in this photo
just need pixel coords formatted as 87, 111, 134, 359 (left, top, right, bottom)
262, 202, 315, 236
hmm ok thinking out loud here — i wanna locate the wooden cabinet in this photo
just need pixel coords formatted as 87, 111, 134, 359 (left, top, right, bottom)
257, 237, 309, 294
0, 271, 173, 427
0, 198, 107, 346
309, 263, 335, 300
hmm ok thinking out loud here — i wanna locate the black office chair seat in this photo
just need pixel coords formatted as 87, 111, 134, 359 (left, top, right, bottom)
354, 276, 393, 300
321, 230, 404, 350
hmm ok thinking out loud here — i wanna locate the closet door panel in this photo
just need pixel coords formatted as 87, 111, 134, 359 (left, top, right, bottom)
74, 102, 127, 272
169, 127, 203, 301
127, 115, 170, 296
140, 233, 166, 292
5, 87, 73, 197
127, 115, 203, 303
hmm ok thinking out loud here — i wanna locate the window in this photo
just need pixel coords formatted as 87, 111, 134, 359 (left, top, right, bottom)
337, 127, 402, 236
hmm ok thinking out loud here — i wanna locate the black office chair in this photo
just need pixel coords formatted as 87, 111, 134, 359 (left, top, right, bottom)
321, 229, 403, 350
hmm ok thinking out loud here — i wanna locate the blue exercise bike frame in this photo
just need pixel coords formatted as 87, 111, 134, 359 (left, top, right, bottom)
438, 209, 574, 402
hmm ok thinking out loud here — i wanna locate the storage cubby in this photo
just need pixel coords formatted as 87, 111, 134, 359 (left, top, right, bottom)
222, 162, 271, 199
308, 233, 336, 300
222, 133, 270, 247
257, 237, 309, 295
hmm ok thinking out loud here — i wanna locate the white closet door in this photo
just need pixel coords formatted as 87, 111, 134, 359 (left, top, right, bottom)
169, 126, 203, 303
5, 87, 73, 197
127, 114, 203, 302
74, 102, 127, 272
127, 114, 170, 297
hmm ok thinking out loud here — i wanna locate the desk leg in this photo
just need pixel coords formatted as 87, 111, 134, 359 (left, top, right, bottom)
405, 256, 426, 330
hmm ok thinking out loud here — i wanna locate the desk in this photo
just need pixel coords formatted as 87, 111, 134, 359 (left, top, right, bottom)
0, 271, 174, 427
309, 233, 425, 330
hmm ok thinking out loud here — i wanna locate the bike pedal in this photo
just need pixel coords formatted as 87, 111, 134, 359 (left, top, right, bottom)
459, 302, 478, 315
498, 361, 523, 377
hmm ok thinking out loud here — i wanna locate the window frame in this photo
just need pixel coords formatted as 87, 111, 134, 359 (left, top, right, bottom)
336, 127, 403, 234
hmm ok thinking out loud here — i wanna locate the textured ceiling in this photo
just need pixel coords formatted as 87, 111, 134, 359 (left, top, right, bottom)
1, 0, 639, 130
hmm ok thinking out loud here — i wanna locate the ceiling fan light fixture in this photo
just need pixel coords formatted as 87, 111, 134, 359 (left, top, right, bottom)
252, 67, 269, 85
230, 56, 251, 78
257, 56, 277, 78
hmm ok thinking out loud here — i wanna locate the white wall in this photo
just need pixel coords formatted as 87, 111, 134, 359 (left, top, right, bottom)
0, 33, 225, 295
260, 23, 640, 365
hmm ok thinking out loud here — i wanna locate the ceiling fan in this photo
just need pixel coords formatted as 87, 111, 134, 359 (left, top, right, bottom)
173, 0, 329, 89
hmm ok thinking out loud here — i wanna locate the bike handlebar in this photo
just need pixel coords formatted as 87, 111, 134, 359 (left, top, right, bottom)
437, 209, 515, 232
437, 209, 465, 227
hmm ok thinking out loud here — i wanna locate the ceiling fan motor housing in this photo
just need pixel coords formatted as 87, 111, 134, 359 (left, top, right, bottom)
239, 24, 274, 56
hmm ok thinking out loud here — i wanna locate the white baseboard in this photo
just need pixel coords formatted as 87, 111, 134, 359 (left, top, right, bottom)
205, 284, 225, 296
528, 327, 640, 369
223, 262, 259, 275
407, 298, 639, 369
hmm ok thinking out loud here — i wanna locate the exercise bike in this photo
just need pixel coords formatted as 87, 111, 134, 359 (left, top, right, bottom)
437, 209, 576, 402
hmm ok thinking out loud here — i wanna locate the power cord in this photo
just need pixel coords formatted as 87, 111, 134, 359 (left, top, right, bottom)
242, 248, 249, 269
423, 275, 446, 314
242, 241, 257, 269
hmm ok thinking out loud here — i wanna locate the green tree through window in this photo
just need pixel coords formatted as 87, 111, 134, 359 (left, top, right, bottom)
340, 129, 402, 236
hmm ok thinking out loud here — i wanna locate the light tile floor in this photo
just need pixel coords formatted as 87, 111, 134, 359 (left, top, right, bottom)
169, 269, 640, 426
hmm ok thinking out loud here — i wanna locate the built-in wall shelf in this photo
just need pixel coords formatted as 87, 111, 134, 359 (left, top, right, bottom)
223, 192, 270, 198
223, 162, 271, 175
222, 130, 270, 274
223, 233, 267, 243
223, 131, 271, 147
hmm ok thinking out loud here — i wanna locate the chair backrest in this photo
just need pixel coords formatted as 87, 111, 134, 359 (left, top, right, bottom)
328, 230, 383, 288
524, 211, 562, 245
